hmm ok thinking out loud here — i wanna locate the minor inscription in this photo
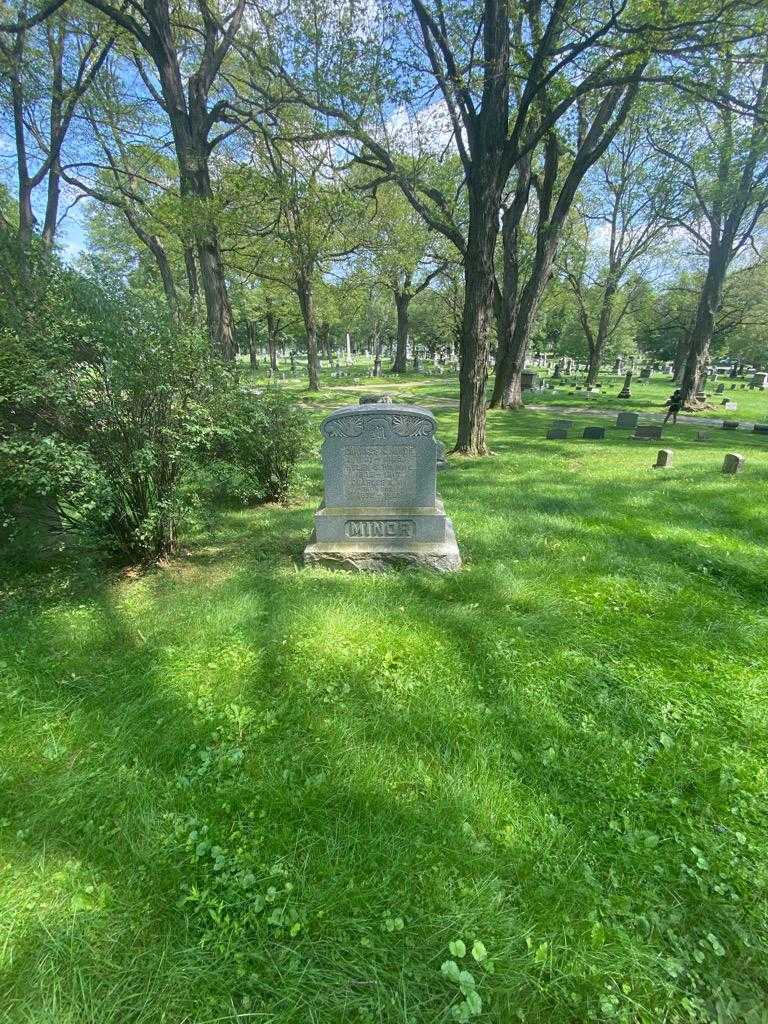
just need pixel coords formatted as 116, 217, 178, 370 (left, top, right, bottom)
346, 519, 415, 538
343, 445, 417, 504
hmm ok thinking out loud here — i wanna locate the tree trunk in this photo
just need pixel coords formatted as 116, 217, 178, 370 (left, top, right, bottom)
296, 270, 320, 390
265, 302, 279, 371
454, 184, 499, 453
680, 262, 726, 405
373, 331, 382, 377
585, 277, 617, 386
391, 288, 410, 372
198, 234, 236, 359
41, 165, 61, 247
491, 256, 557, 408
147, 234, 179, 313
184, 246, 199, 299
672, 332, 689, 383
318, 321, 333, 361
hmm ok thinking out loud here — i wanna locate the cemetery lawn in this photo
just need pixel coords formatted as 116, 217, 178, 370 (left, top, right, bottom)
2, 376, 768, 1024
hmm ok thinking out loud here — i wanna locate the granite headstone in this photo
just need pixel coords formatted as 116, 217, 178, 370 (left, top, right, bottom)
303, 404, 461, 571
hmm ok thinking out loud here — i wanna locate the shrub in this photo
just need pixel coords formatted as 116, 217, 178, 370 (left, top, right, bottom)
0, 238, 309, 562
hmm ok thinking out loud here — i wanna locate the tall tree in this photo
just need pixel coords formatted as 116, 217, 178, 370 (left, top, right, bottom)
560, 112, 671, 386
224, 125, 360, 390
70, 0, 247, 357
358, 178, 449, 373
0, 1, 112, 248
652, 47, 768, 405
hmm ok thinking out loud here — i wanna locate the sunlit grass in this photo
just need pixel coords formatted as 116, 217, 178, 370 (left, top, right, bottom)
1, 381, 767, 1023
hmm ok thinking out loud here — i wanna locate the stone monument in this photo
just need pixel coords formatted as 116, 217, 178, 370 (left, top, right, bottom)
722, 452, 744, 474
303, 404, 461, 571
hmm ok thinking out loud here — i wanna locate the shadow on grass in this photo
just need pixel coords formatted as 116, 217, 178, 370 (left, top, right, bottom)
2, 424, 768, 1021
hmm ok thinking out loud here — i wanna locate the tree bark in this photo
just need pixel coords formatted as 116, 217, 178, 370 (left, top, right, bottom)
391, 288, 410, 372
296, 270, 320, 390
265, 301, 279, 371
585, 276, 617, 386
455, 184, 499, 454
184, 246, 199, 299
680, 262, 725, 405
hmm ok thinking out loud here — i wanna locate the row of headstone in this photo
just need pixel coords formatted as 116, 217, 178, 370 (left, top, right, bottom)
546, 424, 606, 439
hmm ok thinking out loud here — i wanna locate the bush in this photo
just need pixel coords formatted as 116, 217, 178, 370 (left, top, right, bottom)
202, 387, 310, 505
0, 238, 309, 562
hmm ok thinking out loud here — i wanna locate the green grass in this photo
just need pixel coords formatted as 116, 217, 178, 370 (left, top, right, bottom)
2, 374, 768, 1024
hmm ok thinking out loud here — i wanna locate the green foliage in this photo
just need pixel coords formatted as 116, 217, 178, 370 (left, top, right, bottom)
0, 237, 309, 562
202, 387, 310, 505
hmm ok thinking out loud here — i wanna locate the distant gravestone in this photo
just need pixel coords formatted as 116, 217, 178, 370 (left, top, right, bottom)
695, 431, 710, 442
303, 404, 461, 571
723, 401, 737, 411
633, 425, 663, 441
547, 428, 569, 440
653, 448, 673, 468
616, 412, 639, 429
618, 370, 633, 398
359, 394, 393, 405
582, 426, 606, 439
750, 372, 768, 389
753, 424, 768, 435
521, 370, 541, 390
722, 420, 740, 430
639, 365, 653, 379
722, 452, 744, 474
551, 419, 574, 430
715, 383, 725, 394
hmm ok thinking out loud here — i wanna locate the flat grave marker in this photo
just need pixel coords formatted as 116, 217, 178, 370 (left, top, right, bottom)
616, 412, 639, 429
582, 426, 606, 439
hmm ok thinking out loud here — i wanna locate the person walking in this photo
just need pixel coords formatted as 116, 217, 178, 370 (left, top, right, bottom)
664, 388, 683, 425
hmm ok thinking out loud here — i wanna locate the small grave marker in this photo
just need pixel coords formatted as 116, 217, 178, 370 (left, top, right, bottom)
547, 428, 569, 440
615, 412, 639, 429
753, 424, 768, 435
359, 394, 394, 405
633, 425, 663, 441
722, 452, 744, 474
695, 431, 710, 442
722, 420, 739, 430
653, 448, 673, 468
582, 426, 605, 439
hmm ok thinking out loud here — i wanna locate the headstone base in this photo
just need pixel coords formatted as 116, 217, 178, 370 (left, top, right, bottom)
304, 518, 461, 572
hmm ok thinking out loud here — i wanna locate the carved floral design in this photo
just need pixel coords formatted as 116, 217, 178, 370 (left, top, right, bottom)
323, 416, 364, 438
364, 417, 389, 440
391, 414, 434, 437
